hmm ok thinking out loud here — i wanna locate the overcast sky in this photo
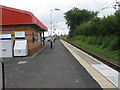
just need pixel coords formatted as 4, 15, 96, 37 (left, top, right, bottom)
0, 0, 118, 36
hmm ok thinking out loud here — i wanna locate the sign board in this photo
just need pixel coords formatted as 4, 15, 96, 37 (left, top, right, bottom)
0, 60, 3, 89
15, 32, 25, 39
0, 34, 11, 39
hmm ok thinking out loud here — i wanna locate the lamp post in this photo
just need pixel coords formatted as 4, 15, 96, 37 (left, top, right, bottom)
53, 22, 58, 34
50, 8, 60, 49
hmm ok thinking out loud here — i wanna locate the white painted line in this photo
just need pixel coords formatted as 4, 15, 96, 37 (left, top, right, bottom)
18, 61, 27, 64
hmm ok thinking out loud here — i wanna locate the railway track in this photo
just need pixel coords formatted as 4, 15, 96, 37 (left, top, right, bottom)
63, 39, 120, 72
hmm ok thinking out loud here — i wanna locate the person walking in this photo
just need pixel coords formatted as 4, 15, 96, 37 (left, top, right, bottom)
53, 36, 56, 43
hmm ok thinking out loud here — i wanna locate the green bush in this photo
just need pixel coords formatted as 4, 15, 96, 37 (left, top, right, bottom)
69, 35, 119, 51
65, 9, 120, 61
67, 35, 119, 61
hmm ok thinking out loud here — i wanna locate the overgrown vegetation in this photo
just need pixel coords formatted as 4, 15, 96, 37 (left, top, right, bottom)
64, 8, 119, 61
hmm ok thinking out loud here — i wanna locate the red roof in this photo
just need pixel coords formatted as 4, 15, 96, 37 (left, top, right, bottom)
0, 5, 48, 31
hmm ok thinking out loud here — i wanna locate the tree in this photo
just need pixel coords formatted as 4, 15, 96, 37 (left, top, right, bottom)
64, 7, 98, 37
114, 10, 120, 36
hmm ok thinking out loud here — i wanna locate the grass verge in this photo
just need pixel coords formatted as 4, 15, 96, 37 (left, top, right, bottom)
65, 36, 119, 61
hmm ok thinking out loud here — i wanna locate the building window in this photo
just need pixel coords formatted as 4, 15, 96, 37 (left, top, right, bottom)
0, 34, 11, 39
15, 31, 25, 39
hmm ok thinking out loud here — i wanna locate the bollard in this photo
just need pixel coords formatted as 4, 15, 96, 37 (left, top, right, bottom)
50, 40, 53, 49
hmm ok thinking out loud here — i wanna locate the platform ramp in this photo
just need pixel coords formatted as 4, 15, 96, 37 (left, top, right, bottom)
14, 40, 28, 56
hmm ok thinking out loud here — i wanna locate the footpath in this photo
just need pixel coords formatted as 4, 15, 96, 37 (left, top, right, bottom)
3, 40, 101, 88
1, 40, 119, 89
61, 40, 119, 89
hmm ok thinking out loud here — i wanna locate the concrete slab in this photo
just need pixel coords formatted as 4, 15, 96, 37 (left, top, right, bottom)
92, 64, 120, 88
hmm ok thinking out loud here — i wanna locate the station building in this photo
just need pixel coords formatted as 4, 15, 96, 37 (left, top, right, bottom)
0, 5, 48, 57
